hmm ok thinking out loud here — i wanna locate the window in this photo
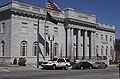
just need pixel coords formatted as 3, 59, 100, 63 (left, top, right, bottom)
110, 46, 113, 56
110, 36, 112, 42
105, 35, 108, 41
0, 41, 5, 56
46, 42, 49, 56
96, 33, 98, 39
21, 22, 27, 33
54, 27, 58, 36
20, 41, 27, 56
96, 45, 99, 56
1, 22, 5, 34
45, 26, 49, 35
33, 24, 38, 35
101, 46, 104, 56
106, 46, 108, 56
101, 34, 103, 40
33, 42, 37, 56
54, 43, 59, 56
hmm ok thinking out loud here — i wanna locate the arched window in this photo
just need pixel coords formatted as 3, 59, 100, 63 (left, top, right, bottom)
20, 41, 27, 56
54, 43, 59, 56
101, 46, 104, 56
33, 42, 37, 56
0, 41, 5, 56
96, 45, 99, 57
106, 46, 108, 56
110, 46, 113, 57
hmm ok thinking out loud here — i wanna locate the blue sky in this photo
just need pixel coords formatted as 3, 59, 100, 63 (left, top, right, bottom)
0, 0, 120, 39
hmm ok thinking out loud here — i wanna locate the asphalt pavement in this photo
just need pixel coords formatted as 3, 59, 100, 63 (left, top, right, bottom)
0, 65, 119, 79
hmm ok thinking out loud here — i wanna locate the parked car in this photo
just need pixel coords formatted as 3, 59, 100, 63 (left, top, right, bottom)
41, 58, 71, 70
92, 62, 108, 69
72, 61, 93, 70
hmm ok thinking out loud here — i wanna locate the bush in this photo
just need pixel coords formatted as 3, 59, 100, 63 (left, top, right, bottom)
18, 58, 26, 66
109, 60, 119, 65
13, 58, 17, 65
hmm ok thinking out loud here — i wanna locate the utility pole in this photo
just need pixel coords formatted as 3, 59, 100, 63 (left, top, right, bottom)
37, 18, 40, 68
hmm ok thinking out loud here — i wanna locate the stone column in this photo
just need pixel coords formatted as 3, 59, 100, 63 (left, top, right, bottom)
85, 30, 89, 59
77, 29, 81, 59
90, 32, 94, 59
67, 28, 70, 57
70, 28, 74, 61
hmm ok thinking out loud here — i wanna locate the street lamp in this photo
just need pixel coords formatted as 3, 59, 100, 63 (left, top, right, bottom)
48, 34, 54, 60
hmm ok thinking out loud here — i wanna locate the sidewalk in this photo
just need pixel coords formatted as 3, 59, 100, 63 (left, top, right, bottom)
0, 65, 42, 72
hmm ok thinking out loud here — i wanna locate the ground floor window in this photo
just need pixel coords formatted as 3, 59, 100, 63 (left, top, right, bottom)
0, 41, 5, 56
33, 42, 37, 56
54, 43, 59, 56
20, 41, 27, 56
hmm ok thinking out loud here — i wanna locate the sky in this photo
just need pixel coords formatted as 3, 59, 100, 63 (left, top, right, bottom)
0, 0, 120, 39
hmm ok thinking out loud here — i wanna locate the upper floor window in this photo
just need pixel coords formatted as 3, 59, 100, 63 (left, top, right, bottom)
105, 35, 108, 41
1, 22, 5, 34
33, 24, 38, 35
101, 46, 104, 56
96, 33, 98, 39
54, 27, 58, 37
45, 26, 49, 35
110, 36, 112, 42
21, 22, 27, 34
101, 34, 103, 40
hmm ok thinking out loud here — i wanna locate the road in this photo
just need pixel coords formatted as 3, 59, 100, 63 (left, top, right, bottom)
0, 66, 119, 79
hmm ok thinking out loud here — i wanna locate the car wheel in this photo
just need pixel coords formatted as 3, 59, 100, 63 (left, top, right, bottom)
64, 65, 68, 70
98, 66, 101, 69
89, 66, 92, 70
80, 66, 84, 70
52, 65, 56, 70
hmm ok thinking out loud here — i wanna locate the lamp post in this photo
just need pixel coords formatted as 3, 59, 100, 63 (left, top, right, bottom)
48, 34, 54, 60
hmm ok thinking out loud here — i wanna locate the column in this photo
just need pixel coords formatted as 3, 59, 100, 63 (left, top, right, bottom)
90, 32, 94, 59
84, 30, 89, 59
77, 29, 81, 59
67, 28, 70, 57
70, 28, 74, 61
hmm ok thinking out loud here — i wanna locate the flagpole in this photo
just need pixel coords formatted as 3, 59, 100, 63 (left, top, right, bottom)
44, 0, 47, 60
36, 0, 39, 68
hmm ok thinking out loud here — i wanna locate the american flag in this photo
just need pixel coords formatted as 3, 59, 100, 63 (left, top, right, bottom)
47, 0, 62, 12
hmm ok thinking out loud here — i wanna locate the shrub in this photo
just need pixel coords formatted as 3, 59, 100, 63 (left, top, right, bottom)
13, 58, 17, 65
18, 58, 26, 66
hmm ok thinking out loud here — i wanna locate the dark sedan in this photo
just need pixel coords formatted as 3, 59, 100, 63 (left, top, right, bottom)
72, 61, 93, 70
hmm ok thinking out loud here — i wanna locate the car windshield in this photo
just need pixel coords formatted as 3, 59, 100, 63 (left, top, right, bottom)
52, 58, 58, 61
65, 59, 70, 62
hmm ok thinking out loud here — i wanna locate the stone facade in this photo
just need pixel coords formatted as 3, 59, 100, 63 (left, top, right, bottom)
0, 1, 115, 65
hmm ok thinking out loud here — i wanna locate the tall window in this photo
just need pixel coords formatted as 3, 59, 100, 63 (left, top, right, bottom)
0, 41, 5, 56
54, 43, 59, 56
96, 33, 98, 39
101, 46, 104, 56
110, 36, 112, 42
96, 45, 99, 57
54, 27, 58, 37
33, 24, 38, 35
105, 35, 108, 41
110, 46, 113, 57
1, 22, 5, 34
33, 42, 37, 56
106, 46, 108, 56
45, 26, 49, 35
20, 41, 27, 56
46, 42, 49, 56
101, 34, 103, 40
